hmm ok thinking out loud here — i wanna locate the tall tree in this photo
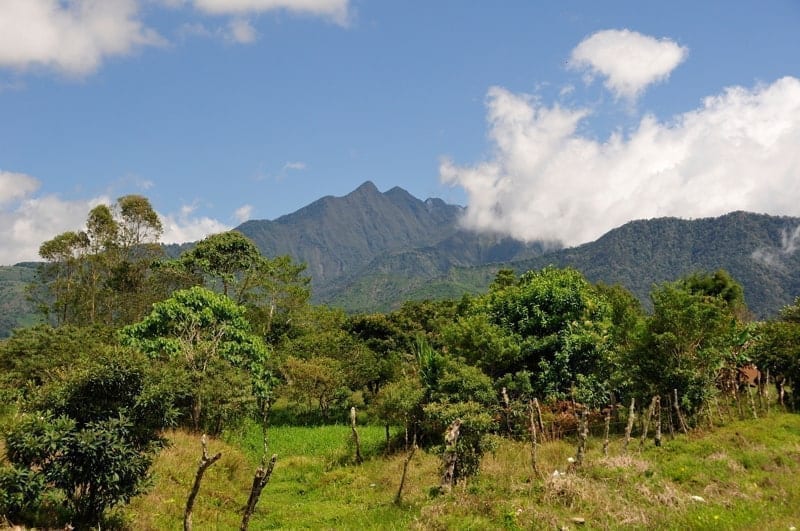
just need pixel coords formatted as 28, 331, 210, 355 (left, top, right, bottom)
120, 286, 271, 431
629, 271, 746, 414
179, 232, 311, 343
476, 267, 614, 406
32, 195, 165, 327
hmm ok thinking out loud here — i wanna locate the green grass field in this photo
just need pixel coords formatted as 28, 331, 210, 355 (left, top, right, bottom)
122, 413, 800, 530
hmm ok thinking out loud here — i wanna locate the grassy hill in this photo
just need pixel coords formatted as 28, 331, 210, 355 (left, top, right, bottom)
122, 413, 800, 529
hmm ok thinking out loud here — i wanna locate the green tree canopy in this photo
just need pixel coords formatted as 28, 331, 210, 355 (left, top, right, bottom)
32, 195, 166, 327
120, 286, 271, 430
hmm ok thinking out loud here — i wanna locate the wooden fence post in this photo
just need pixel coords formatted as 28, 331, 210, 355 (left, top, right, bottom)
533, 398, 546, 442
653, 396, 662, 447
640, 396, 658, 448
673, 389, 689, 434
747, 385, 758, 420
574, 409, 588, 467
440, 419, 462, 493
527, 401, 540, 477
602, 407, 611, 456
501, 387, 513, 436
184, 435, 222, 531
350, 406, 363, 464
394, 435, 417, 506
623, 397, 635, 453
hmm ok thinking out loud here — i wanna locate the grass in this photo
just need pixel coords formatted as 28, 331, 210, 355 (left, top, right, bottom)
119, 413, 800, 529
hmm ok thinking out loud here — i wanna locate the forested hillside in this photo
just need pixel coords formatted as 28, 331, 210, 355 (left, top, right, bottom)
439, 211, 800, 319
3, 185, 800, 336
3, 194, 800, 529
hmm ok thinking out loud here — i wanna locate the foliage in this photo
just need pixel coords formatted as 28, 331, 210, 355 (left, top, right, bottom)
2, 348, 179, 528
0, 465, 45, 523
0, 324, 116, 403
5, 414, 152, 527
175, 231, 312, 348
628, 272, 744, 413
120, 286, 271, 431
280, 356, 350, 419
410, 339, 498, 483
748, 297, 800, 407
0, 264, 40, 338
30, 195, 169, 327
473, 266, 614, 406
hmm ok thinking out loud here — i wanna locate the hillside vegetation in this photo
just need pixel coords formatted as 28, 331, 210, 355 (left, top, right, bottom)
2, 193, 800, 529
3, 184, 800, 337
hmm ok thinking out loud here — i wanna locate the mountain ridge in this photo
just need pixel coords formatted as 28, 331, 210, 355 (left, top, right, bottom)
2, 184, 799, 337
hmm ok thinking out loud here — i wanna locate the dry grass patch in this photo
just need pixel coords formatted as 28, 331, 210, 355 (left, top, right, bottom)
126, 429, 255, 530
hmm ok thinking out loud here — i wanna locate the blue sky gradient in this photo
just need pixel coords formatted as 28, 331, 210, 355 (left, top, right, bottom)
1, 1, 799, 263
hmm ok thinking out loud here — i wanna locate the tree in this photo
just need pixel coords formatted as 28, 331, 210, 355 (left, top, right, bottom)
280, 356, 349, 418
2, 348, 180, 528
478, 267, 614, 406
120, 286, 271, 431
179, 231, 261, 300
414, 340, 498, 483
748, 297, 800, 407
178, 232, 311, 344
241, 255, 311, 344
32, 195, 166, 327
0, 324, 115, 402
629, 272, 744, 415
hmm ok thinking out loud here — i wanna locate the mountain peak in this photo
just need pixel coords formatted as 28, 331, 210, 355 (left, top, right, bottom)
351, 181, 380, 195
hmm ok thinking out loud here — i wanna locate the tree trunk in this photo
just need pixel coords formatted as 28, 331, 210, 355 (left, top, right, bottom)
623, 397, 635, 453
440, 419, 462, 493
240, 454, 278, 531
602, 408, 611, 456
394, 435, 417, 505
350, 407, 363, 464
184, 435, 222, 531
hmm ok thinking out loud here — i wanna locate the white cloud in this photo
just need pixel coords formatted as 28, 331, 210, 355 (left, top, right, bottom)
752, 225, 800, 269
0, 186, 109, 265
0, 0, 164, 76
227, 18, 257, 43
440, 77, 800, 248
176, 21, 214, 40
191, 0, 350, 25
283, 161, 307, 171
569, 29, 688, 100
0, 171, 40, 205
0, 171, 231, 264
234, 204, 253, 222
160, 205, 230, 243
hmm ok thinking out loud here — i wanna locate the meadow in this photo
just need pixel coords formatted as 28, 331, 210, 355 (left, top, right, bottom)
124, 412, 800, 530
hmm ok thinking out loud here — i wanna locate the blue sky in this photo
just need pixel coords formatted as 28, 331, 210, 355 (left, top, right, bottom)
1, 0, 800, 264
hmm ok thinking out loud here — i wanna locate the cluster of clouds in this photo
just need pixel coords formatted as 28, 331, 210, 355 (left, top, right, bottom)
0, 1, 333, 264
0, 0, 350, 75
0, 171, 232, 264
441, 30, 800, 248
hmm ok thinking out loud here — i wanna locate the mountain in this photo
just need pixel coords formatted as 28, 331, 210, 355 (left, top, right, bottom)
424, 211, 800, 319
235, 181, 544, 293
2, 184, 799, 338
0, 263, 40, 337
